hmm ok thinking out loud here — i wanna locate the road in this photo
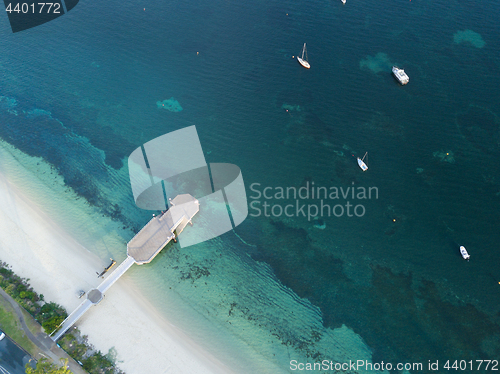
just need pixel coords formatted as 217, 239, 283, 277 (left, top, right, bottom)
0, 288, 88, 374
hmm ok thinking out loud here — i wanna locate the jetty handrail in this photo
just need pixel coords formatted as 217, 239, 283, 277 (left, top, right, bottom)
97, 256, 135, 294
50, 299, 93, 340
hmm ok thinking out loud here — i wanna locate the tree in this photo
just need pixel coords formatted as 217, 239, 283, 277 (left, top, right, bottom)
42, 315, 65, 334
25, 358, 73, 374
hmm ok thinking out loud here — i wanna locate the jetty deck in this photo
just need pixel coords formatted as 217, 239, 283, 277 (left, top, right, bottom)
51, 194, 199, 342
127, 194, 199, 264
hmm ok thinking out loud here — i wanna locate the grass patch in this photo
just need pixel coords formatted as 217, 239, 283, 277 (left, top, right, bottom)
0, 260, 125, 373
0, 296, 38, 355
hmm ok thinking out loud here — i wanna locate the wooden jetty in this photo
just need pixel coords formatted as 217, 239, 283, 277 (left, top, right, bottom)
51, 194, 199, 341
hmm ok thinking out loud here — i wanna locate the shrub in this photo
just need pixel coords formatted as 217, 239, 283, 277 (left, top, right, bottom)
42, 315, 65, 334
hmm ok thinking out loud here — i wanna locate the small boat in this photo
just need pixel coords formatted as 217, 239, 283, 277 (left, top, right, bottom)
357, 152, 368, 171
297, 43, 310, 69
460, 246, 470, 261
392, 66, 409, 85
96, 258, 116, 278
0, 330, 5, 340
341, 0, 346, 3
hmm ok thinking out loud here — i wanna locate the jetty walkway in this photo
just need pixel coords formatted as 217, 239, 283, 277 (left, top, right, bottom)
51, 194, 199, 342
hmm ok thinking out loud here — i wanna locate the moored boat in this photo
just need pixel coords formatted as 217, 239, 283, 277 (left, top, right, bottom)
460, 246, 470, 261
297, 43, 310, 69
357, 152, 368, 171
392, 66, 409, 85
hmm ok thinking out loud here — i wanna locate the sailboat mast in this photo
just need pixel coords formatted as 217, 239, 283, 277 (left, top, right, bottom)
297, 42, 310, 69
362, 152, 368, 161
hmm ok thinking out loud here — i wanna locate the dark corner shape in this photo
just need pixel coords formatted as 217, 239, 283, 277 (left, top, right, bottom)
4, 0, 79, 33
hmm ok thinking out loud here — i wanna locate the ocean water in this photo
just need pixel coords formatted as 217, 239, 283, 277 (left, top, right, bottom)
0, 0, 500, 372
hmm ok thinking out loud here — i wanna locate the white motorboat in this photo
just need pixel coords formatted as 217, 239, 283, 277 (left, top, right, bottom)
357, 152, 368, 171
392, 66, 409, 85
460, 246, 470, 261
297, 43, 310, 69
0, 330, 5, 340
341, 0, 346, 3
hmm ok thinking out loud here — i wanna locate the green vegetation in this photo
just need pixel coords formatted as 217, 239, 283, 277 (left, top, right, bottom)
0, 299, 38, 354
40, 302, 67, 333
26, 358, 72, 374
59, 331, 124, 374
0, 261, 67, 334
0, 260, 125, 374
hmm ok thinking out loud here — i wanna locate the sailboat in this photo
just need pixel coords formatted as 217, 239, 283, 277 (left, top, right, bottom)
357, 152, 368, 171
297, 43, 310, 69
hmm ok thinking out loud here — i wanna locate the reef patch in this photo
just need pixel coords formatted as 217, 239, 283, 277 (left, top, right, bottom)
360, 52, 393, 74
453, 29, 486, 48
157, 97, 183, 112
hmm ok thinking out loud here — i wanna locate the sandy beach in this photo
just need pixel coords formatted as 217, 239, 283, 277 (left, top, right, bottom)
0, 144, 234, 374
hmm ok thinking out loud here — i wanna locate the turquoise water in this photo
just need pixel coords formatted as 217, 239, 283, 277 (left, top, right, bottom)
0, 0, 500, 372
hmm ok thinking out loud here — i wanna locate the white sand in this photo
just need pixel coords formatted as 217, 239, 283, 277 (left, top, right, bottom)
0, 145, 233, 374
0, 141, 384, 374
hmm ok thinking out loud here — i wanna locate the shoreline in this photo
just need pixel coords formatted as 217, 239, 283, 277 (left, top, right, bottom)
0, 140, 389, 374
0, 143, 234, 374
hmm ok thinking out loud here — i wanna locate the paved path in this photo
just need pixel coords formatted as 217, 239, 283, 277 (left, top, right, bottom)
51, 299, 93, 342
52, 256, 136, 342
0, 288, 88, 374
